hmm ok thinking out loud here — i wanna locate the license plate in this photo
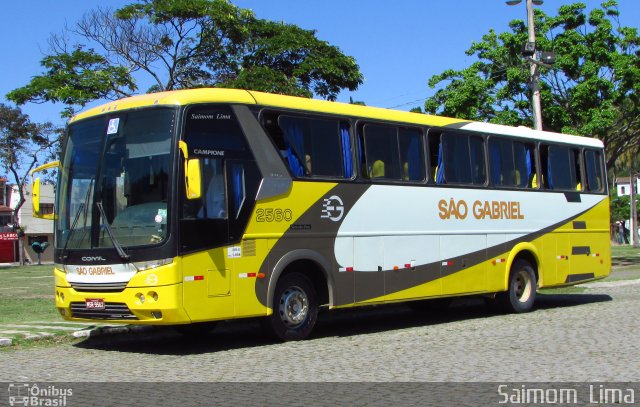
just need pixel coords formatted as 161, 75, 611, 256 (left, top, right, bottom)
85, 298, 105, 310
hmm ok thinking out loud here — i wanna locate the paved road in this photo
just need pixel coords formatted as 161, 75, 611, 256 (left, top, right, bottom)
1, 282, 639, 383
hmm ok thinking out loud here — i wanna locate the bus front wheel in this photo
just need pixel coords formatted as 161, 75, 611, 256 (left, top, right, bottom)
264, 272, 318, 341
497, 259, 537, 313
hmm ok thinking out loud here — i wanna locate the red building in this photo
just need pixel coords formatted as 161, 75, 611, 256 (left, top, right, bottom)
0, 204, 17, 263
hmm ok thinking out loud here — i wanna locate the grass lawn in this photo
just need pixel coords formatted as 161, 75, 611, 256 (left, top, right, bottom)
0, 264, 60, 324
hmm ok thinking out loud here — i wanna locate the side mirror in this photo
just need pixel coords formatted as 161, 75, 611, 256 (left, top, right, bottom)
30, 160, 60, 220
32, 177, 42, 217
186, 158, 202, 200
178, 141, 201, 200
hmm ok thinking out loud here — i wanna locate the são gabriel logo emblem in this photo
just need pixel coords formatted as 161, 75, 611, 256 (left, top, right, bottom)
321, 195, 344, 222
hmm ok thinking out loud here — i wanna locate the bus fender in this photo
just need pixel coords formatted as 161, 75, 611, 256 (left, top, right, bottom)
267, 249, 335, 310
504, 242, 542, 289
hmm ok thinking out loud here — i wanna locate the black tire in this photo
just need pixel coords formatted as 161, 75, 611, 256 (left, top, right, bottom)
497, 259, 537, 313
174, 321, 217, 336
263, 272, 318, 341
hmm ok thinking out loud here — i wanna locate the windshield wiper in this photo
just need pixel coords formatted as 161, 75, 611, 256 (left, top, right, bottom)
61, 178, 94, 260
96, 201, 130, 261
61, 202, 84, 261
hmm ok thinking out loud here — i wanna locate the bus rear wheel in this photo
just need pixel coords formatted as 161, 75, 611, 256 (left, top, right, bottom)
264, 272, 318, 341
497, 259, 537, 313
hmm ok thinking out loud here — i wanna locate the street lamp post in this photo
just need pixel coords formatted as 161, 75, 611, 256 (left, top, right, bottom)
506, 0, 544, 131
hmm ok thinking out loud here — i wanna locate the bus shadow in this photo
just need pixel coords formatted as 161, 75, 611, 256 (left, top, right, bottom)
534, 292, 612, 309
73, 292, 612, 355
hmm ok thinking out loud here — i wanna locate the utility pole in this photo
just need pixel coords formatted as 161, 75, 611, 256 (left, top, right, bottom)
506, 0, 545, 131
525, 0, 543, 131
631, 168, 639, 248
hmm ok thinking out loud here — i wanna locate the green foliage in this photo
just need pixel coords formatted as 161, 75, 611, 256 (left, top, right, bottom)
610, 192, 631, 222
0, 104, 58, 219
7, 0, 363, 117
424, 1, 640, 168
610, 187, 639, 223
7, 48, 136, 118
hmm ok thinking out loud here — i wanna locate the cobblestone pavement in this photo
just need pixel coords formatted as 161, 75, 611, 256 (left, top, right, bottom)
0, 282, 638, 383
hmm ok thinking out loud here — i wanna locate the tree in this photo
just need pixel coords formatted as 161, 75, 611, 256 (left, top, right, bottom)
0, 104, 58, 219
7, 48, 136, 118
7, 0, 363, 118
610, 192, 635, 223
424, 1, 640, 168
0, 104, 59, 264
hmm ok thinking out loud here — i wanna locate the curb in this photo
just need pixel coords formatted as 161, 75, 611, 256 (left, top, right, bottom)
72, 324, 155, 338
580, 278, 640, 289
1, 325, 156, 347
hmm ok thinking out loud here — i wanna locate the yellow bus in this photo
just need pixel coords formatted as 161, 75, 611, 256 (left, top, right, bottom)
31, 88, 610, 340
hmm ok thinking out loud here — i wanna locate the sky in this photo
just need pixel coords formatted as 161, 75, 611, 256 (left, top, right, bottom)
1, 0, 639, 129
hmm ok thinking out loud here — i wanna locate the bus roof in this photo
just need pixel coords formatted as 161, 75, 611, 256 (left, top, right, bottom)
70, 88, 604, 149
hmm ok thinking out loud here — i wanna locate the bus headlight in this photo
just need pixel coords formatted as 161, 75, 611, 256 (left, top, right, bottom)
132, 258, 173, 272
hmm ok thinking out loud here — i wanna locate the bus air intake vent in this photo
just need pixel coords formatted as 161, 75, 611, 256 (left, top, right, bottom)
70, 282, 128, 292
70, 302, 138, 320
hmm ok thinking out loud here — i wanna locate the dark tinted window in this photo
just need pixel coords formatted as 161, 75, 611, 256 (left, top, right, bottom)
361, 124, 425, 182
441, 132, 485, 185
363, 124, 401, 180
184, 106, 249, 157
399, 128, 425, 182
542, 145, 578, 190
584, 149, 605, 192
489, 138, 535, 188
262, 113, 351, 178
278, 116, 345, 178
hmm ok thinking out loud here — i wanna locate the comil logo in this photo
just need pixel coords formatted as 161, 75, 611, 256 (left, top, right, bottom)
81, 256, 106, 262
7, 383, 73, 406
321, 195, 345, 222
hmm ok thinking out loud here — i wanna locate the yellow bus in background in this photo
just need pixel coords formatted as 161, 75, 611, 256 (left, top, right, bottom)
31, 88, 610, 340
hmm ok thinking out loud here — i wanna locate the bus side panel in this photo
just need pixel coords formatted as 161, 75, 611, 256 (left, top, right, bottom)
354, 236, 385, 303
334, 236, 355, 306
384, 235, 442, 301
440, 234, 488, 295
234, 238, 271, 317
486, 234, 508, 293
181, 248, 236, 322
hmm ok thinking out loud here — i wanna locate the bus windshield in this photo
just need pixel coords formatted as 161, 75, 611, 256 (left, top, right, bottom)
56, 108, 175, 250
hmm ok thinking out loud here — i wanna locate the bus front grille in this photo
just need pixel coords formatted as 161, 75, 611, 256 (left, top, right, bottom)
70, 282, 128, 292
70, 302, 138, 320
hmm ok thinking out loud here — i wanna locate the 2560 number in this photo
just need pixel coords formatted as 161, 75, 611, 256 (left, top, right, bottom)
256, 208, 293, 222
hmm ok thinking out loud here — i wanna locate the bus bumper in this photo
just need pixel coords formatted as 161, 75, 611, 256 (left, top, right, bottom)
54, 279, 190, 325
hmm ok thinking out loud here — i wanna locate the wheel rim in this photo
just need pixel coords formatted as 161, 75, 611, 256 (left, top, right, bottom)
278, 285, 308, 328
514, 270, 533, 303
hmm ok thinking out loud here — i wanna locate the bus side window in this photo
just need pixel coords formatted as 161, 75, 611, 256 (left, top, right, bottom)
399, 127, 425, 182
574, 149, 583, 191
197, 158, 226, 219
584, 149, 605, 192
543, 144, 579, 191
360, 124, 425, 182
427, 131, 444, 184
514, 141, 535, 188
263, 113, 350, 179
441, 131, 485, 185
362, 124, 400, 180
